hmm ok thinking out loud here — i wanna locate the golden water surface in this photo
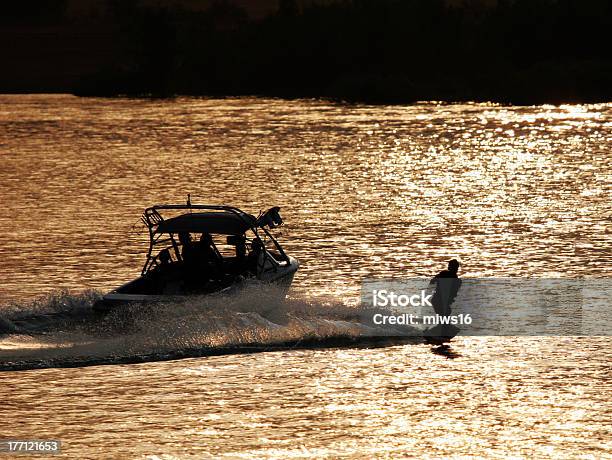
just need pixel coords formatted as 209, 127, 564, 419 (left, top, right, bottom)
0, 95, 610, 458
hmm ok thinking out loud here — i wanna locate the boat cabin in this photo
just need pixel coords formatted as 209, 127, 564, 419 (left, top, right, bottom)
118, 204, 292, 296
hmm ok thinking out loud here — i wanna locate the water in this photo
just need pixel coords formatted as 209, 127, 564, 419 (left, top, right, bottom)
0, 95, 610, 458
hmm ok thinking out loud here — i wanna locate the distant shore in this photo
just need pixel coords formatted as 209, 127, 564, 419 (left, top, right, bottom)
2, 84, 611, 107
2, 0, 611, 106
70, 67, 612, 106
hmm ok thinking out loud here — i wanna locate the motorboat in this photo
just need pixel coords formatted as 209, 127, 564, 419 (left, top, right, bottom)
93, 202, 299, 312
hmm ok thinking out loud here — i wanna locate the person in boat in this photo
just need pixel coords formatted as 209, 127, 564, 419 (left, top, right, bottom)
226, 234, 247, 274
234, 235, 246, 261
158, 248, 172, 267
429, 259, 462, 316
148, 248, 172, 287
178, 232, 197, 263
199, 233, 218, 262
247, 238, 263, 274
199, 233, 226, 282
178, 232, 202, 289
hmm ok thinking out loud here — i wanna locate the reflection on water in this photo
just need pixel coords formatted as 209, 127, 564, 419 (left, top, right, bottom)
3, 338, 610, 459
0, 95, 610, 458
0, 96, 610, 301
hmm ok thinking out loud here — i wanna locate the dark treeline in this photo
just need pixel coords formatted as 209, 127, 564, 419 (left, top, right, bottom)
10, 0, 612, 104
0, 0, 68, 24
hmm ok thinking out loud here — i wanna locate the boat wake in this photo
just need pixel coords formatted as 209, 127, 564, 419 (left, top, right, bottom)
0, 286, 419, 371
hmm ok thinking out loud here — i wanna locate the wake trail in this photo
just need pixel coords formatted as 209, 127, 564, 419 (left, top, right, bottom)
0, 287, 421, 371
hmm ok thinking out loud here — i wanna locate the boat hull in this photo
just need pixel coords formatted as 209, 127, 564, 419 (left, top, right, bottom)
94, 257, 299, 313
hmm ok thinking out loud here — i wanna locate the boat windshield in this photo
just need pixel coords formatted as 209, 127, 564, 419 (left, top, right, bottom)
144, 228, 286, 276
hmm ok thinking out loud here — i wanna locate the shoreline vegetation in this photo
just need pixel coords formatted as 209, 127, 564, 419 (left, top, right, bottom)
3, 0, 611, 105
